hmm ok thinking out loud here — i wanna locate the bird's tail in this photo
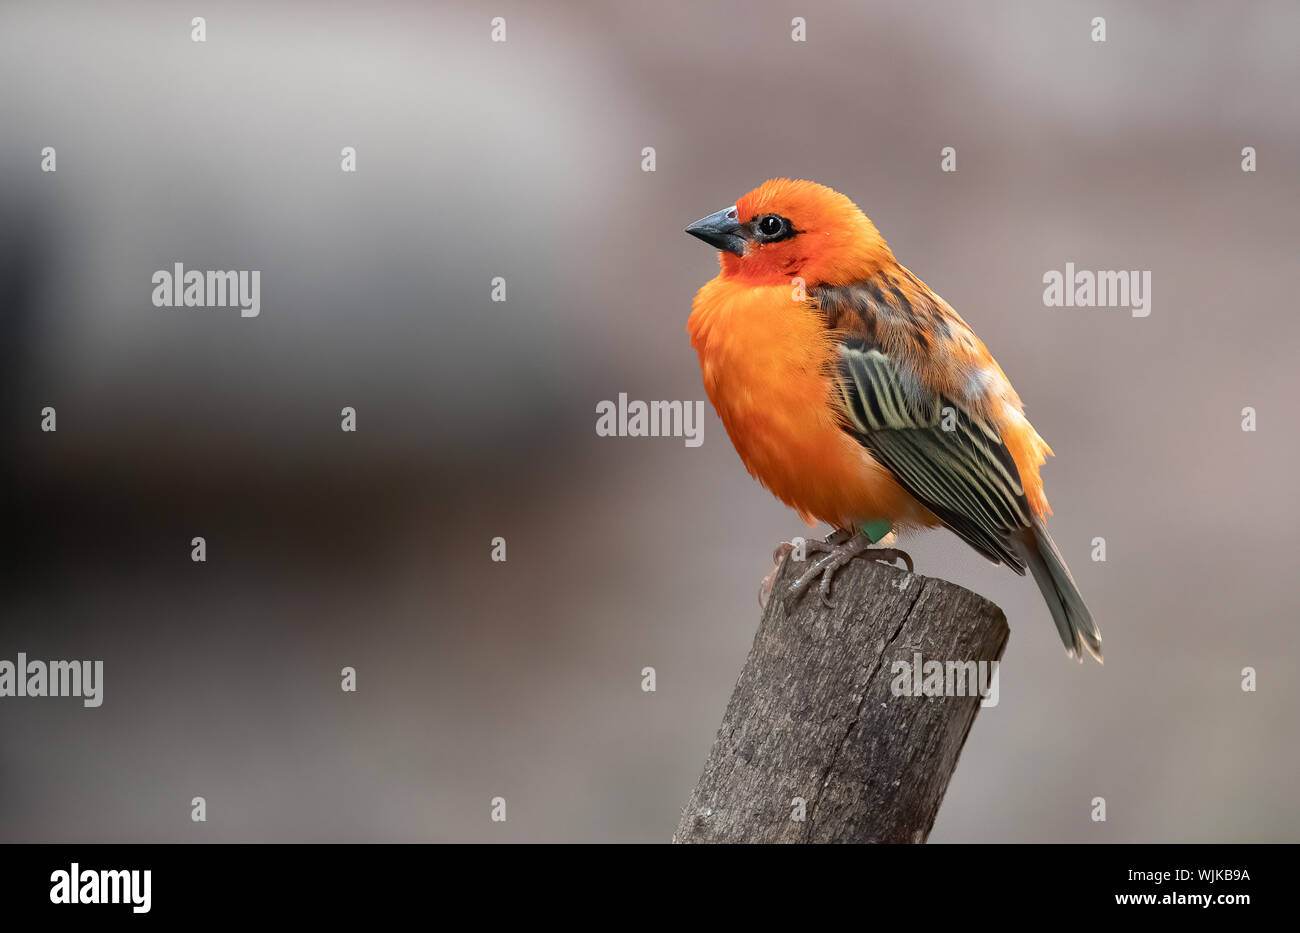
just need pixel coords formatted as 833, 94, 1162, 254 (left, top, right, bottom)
1014, 518, 1103, 663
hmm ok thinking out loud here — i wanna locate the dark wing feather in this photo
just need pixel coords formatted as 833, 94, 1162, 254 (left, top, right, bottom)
835, 340, 1031, 573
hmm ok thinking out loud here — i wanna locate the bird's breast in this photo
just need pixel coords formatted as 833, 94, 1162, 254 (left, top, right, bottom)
687, 278, 931, 529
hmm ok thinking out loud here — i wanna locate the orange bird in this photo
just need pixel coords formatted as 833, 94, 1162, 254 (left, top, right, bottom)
686, 178, 1102, 662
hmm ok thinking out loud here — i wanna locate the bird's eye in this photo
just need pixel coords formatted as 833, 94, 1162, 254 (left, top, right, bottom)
758, 215, 784, 237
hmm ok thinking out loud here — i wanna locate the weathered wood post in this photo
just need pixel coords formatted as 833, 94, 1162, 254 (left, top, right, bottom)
674, 552, 1008, 843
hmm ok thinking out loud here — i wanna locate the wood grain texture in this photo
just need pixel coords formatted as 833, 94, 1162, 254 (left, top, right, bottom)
673, 551, 1008, 844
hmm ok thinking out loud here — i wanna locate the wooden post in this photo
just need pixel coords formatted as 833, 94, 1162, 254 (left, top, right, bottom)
673, 551, 1008, 844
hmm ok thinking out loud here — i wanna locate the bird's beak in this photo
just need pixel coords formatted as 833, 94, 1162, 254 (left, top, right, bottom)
685, 206, 747, 256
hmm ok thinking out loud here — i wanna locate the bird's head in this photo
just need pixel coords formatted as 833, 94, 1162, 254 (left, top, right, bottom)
685, 178, 894, 286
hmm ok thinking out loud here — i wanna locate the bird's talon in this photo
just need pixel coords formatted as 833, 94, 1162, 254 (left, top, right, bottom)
818, 573, 837, 608
783, 533, 915, 611
870, 547, 914, 574
760, 541, 800, 609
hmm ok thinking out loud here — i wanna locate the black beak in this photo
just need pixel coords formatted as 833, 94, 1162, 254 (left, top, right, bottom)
685, 205, 747, 256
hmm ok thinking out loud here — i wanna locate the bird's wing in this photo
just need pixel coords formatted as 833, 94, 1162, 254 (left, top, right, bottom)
833, 339, 1031, 572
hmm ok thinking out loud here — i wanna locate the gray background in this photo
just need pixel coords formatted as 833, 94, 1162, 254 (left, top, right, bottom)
1, 0, 1297, 842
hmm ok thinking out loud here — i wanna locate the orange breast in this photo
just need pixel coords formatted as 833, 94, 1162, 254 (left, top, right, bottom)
688, 278, 939, 531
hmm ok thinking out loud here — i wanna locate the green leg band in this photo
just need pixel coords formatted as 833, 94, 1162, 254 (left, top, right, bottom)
861, 518, 893, 544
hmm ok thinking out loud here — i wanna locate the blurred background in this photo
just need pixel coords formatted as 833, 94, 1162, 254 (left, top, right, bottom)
1, 0, 1297, 842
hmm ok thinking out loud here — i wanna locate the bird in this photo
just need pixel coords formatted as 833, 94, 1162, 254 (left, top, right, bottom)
685, 178, 1102, 662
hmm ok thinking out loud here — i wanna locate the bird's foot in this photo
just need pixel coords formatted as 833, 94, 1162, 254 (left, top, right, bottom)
800, 527, 854, 557
760, 529, 851, 608
784, 531, 914, 610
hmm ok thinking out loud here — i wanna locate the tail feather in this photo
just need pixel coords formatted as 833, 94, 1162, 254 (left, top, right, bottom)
1014, 518, 1103, 663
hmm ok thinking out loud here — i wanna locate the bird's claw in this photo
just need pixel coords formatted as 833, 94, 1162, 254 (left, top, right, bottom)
871, 547, 914, 575
759, 542, 796, 609
782, 531, 913, 611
